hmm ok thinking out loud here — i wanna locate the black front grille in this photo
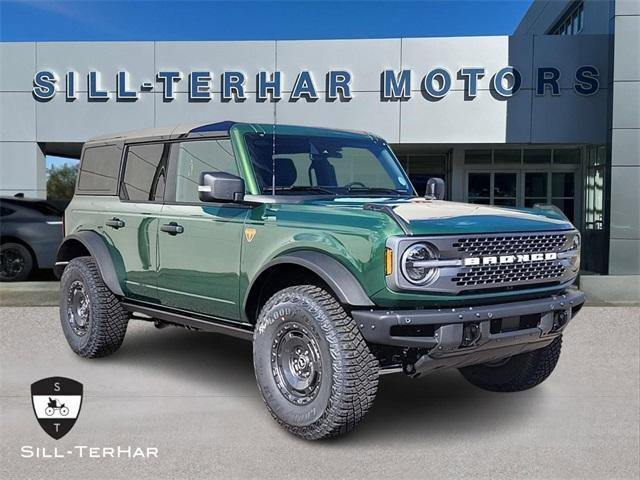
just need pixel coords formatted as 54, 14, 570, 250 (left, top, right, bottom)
452, 260, 566, 287
453, 234, 567, 256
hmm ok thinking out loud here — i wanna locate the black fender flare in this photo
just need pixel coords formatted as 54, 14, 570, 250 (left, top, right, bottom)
247, 251, 374, 308
54, 231, 124, 297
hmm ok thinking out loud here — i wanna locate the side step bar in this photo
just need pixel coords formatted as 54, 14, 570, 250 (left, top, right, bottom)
121, 302, 254, 341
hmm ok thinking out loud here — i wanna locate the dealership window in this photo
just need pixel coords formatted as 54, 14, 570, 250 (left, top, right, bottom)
121, 143, 168, 202
550, 2, 584, 35
174, 139, 237, 203
398, 152, 450, 196
467, 172, 518, 207
464, 147, 581, 223
582, 145, 607, 274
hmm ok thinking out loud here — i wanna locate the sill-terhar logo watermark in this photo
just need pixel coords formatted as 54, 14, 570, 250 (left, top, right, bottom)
31, 377, 83, 440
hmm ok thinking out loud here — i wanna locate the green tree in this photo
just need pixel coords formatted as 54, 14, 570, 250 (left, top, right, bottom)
47, 164, 78, 200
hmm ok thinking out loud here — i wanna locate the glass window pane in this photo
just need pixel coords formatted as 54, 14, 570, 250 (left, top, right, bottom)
122, 143, 167, 202
596, 145, 606, 166
553, 148, 581, 164
552, 198, 575, 222
552, 172, 575, 197
468, 173, 490, 198
465, 150, 492, 164
525, 172, 547, 197
494, 198, 517, 207
493, 173, 517, 198
525, 198, 547, 208
524, 149, 551, 164
175, 139, 237, 203
468, 198, 490, 205
77, 144, 122, 194
493, 149, 521, 164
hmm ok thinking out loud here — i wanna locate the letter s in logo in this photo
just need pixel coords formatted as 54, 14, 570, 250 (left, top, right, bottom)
574, 65, 599, 96
33, 71, 57, 101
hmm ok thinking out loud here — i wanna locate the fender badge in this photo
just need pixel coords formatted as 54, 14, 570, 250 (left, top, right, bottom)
244, 227, 257, 242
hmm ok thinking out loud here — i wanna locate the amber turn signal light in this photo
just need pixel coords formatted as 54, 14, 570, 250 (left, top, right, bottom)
384, 248, 393, 275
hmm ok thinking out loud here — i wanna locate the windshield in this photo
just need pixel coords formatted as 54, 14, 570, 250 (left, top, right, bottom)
244, 133, 414, 196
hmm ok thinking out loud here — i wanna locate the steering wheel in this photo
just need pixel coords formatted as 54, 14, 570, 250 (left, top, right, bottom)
345, 181, 367, 190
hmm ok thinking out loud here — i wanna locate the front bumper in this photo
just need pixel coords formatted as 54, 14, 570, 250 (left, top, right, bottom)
352, 287, 585, 373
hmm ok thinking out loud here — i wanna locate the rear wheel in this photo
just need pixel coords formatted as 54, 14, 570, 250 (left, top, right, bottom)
0, 242, 33, 282
459, 336, 563, 392
59, 256, 128, 358
253, 285, 379, 440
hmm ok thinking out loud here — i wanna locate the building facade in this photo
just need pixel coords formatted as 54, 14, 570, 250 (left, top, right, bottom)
0, 0, 638, 297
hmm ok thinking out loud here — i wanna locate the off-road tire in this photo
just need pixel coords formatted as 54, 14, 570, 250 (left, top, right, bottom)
59, 256, 128, 358
253, 285, 379, 440
0, 242, 34, 282
459, 336, 563, 392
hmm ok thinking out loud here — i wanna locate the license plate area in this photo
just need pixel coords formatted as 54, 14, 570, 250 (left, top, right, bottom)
490, 313, 541, 334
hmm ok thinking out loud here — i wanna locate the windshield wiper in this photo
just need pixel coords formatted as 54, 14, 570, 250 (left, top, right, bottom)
262, 186, 338, 195
346, 186, 409, 196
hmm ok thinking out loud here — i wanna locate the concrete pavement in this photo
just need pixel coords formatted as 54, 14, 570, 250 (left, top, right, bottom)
1, 306, 639, 479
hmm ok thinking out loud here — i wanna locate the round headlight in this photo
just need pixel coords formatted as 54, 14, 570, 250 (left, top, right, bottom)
401, 243, 440, 285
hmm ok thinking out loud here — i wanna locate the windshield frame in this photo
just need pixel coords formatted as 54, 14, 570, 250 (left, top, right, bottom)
239, 128, 416, 198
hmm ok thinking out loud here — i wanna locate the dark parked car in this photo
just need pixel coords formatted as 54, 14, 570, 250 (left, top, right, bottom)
0, 196, 64, 281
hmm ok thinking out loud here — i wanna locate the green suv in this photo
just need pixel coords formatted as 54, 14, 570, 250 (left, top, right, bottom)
56, 121, 585, 440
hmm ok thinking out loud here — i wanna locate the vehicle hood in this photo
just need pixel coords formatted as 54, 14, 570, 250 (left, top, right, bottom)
308, 197, 574, 235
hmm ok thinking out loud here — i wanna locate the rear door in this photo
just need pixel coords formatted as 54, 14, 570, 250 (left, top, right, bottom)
105, 142, 168, 303
157, 138, 248, 321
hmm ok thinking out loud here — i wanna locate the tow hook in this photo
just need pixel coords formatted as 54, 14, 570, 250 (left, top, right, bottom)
461, 322, 482, 348
552, 311, 569, 332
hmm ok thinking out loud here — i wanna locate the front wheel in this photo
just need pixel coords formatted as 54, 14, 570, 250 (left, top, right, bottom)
459, 336, 563, 392
253, 285, 379, 440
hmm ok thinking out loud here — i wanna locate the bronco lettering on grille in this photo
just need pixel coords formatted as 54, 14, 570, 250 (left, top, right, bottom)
463, 252, 558, 266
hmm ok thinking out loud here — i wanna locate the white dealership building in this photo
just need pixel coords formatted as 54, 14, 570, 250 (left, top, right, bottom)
0, 0, 638, 299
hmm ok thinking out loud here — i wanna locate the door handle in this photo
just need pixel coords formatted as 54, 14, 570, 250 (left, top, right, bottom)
161, 222, 184, 235
105, 218, 125, 229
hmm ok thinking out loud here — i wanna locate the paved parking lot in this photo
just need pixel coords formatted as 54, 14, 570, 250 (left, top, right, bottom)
1, 306, 639, 479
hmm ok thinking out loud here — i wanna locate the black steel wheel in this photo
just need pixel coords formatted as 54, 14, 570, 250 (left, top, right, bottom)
271, 322, 323, 406
66, 280, 91, 336
253, 285, 379, 440
0, 242, 33, 282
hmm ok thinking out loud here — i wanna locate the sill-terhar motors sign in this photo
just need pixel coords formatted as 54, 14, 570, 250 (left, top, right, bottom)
32, 66, 600, 103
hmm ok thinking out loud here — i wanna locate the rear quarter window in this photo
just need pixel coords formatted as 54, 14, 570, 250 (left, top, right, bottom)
77, 144, 123, 195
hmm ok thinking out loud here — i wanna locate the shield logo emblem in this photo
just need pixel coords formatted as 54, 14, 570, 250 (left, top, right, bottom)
244, 227, 257, 242
31, 377, 83, 439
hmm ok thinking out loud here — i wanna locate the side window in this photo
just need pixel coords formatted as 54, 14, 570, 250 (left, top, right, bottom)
77, 144, 122, 195
174, 139, 237, 203
121, 143, 168, 202
0, 206, 15, 217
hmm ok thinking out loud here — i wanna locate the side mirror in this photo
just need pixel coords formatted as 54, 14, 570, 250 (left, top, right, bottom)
426, 177, 446, 200
198, 172, 245, 203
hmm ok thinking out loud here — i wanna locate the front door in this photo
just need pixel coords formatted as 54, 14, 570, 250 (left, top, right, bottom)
156, 138, 249, 321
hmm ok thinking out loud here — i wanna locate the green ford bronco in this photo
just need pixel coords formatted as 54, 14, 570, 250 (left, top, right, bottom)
55, 121, 584, 440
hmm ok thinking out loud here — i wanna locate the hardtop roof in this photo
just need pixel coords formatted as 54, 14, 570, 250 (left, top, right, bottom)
84, 121, 376, 145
